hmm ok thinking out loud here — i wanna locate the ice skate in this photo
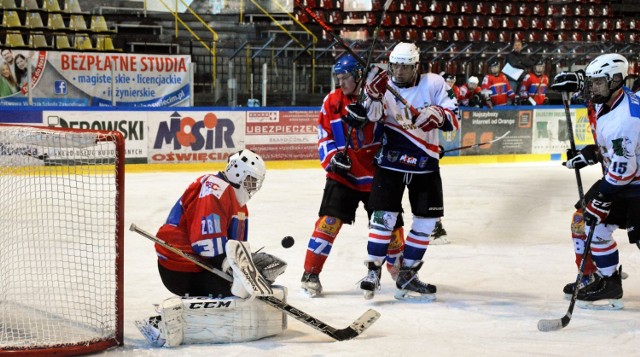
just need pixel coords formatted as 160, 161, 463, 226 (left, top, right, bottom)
563, 273, 598, 299
360, 261, 382, 300
301, 272, 323, 297
430, 220, 450, 245
135, 315, 166, 347
395, 261, 436, 301
576, 267, 624, 310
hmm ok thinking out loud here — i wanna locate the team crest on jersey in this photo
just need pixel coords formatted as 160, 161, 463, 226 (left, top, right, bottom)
387, 150, 400, 162
611, 137, 633, 158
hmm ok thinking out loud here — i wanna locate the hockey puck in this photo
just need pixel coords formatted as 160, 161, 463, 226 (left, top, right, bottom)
281, 236, 295, 248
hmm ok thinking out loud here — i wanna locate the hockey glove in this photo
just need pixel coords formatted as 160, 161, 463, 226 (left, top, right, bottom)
365, 66, 388, 101
414, 106, 446, 132
342, 103, 368, 129
439, 145, 445, 159
563, 144, 599, 170
329, 151, 351, 175
583, 193, 612, 226
551, 70, 585, 93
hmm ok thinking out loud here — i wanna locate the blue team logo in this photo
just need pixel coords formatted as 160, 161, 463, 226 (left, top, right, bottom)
54, 80, 67, 95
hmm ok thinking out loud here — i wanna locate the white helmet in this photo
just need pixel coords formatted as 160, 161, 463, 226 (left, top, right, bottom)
389, 42, 420, 87
585, 53, 628, 103
225, 149, 266, 206
389, 42, 420, 65
585, 53, 628, 80
468, 76, 479, 85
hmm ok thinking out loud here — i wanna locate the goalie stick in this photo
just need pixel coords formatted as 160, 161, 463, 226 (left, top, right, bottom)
295, 0, 420, 119
442, 130, 511, 154
129, 223, 381, 341
537, 91, 593, 332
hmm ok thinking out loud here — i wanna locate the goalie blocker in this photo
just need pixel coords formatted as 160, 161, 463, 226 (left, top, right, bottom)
136, 288, 288, 347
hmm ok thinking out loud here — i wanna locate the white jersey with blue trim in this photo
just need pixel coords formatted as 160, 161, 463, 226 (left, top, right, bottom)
594, 87, 640, 196
376, 72, 460, 173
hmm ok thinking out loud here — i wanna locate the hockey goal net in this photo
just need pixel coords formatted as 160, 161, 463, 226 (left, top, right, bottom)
0, 124, 124, 355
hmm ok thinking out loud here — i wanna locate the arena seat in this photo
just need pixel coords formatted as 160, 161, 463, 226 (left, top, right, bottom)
55, 35, 71, 49
69, 15, 87, 31
518, 3, 531, 16
25, 12, 45, 29
43, 0, 61, 12
64, 0, 83, 13
5, 31, 25, 47
1, 0, 17, 9
29, 33, 49, 48
22, 0, 39, 10
2, 10, 22, 28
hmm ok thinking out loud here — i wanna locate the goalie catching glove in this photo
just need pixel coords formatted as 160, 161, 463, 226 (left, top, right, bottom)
365, 66, 388, 101
563, 144, 599, 170
551, 70, 585, 93
414, 106, 446, 132
342, 103, 368, 129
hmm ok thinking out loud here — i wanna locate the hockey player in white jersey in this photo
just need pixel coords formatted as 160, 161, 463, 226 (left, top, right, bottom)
359, 42, 460, 300
552, 53, 640, 309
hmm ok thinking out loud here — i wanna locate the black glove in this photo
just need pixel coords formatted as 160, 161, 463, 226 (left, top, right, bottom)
584, 193, 612, 226
563, 144, 599, 170
439, 145, 445, 159
551, 70, 585, 93
329, 151, 351, 175
342, 103, 368, 129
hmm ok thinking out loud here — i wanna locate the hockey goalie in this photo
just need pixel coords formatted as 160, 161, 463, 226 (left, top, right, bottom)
135, 150, 289, 346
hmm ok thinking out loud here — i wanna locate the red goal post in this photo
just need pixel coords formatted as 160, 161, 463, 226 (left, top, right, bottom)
0, 124, 124, 355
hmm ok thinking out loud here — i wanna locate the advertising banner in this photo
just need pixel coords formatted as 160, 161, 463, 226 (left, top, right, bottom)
0, 50, 190, 107
148, 110, 245, 163
245, 110, 317, 160
531, 107, 591, 153
460, 109, 533, 155
43, 110, 148, 162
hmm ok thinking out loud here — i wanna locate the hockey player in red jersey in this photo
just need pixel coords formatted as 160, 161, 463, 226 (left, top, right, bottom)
458, 76, 492, 108
518, 59, 549, 105
481, 59, 515, 106
301, 54, 405, 297
552, 53, 640, 309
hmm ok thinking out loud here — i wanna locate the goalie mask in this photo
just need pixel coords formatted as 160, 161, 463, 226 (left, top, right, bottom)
389, 42, 420, 88
225, 149, 266, 206
584, 53, 628, 104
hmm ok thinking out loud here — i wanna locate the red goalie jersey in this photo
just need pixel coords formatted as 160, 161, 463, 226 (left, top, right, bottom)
155, 173, 249, 272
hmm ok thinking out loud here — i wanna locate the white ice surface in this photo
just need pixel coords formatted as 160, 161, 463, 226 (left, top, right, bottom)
114, 162, 640, 356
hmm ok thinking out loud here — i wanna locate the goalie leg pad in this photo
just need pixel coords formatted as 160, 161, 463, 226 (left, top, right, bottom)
179, 286, 287, 344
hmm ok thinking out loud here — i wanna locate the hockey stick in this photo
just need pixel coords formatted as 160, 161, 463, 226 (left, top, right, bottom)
342, 0, 392, 155
129, 223, 381, 341
537, 91, 591, 332
295, 0, 420, 118
538, 221, 596, 332
442, 130, 511, 154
